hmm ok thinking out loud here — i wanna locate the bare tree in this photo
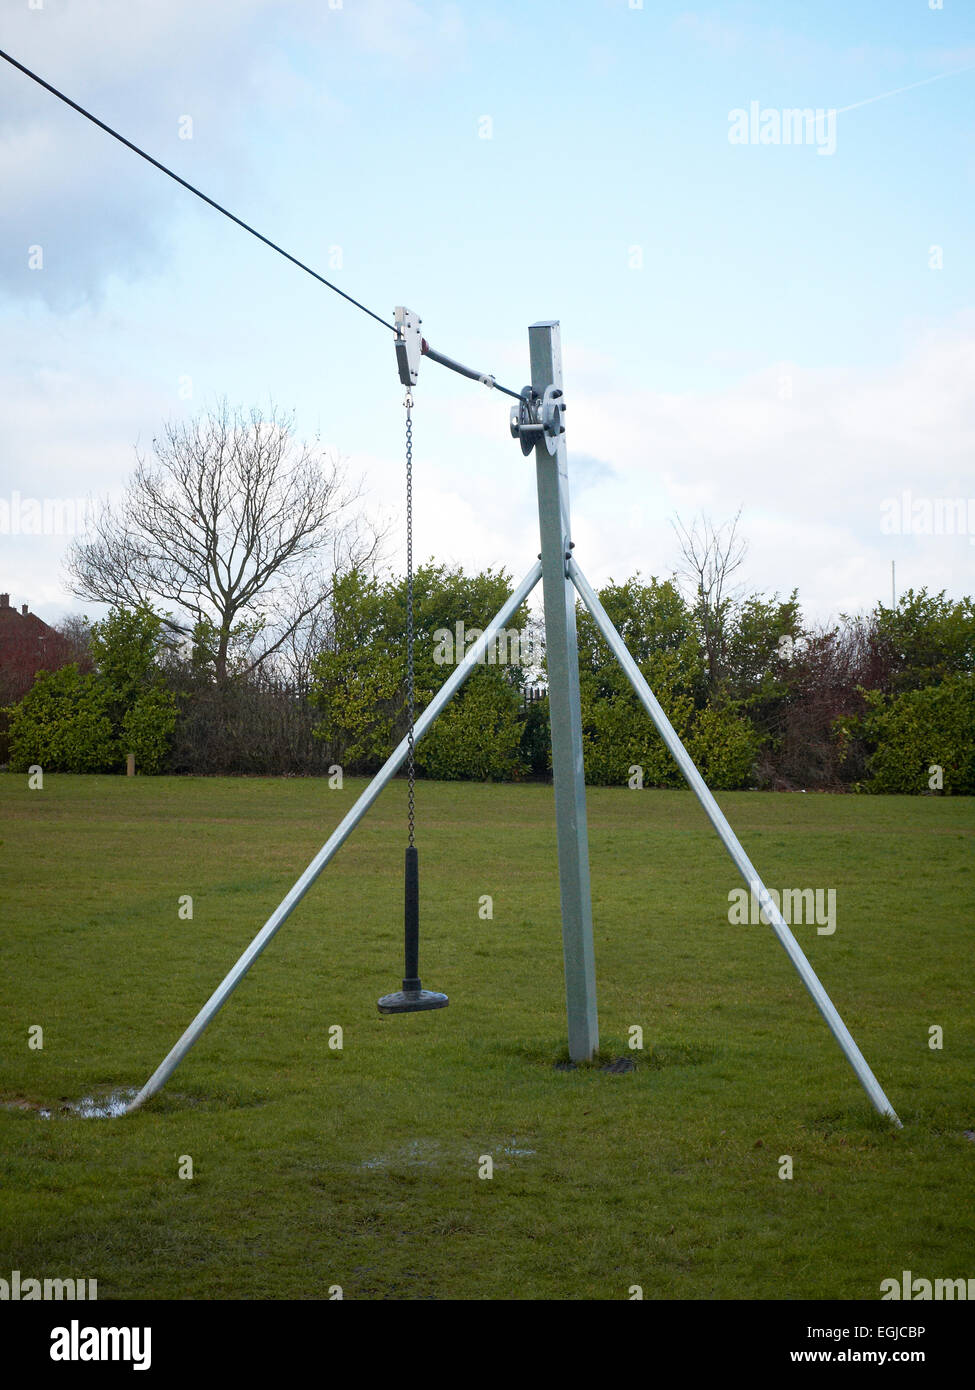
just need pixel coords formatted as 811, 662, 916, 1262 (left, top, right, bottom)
65, 402, 384, 684
51, 614, 95, 669
269, 576, 337, 696
672, 508, 747, 695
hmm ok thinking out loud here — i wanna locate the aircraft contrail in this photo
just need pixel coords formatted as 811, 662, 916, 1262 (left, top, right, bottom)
837, 62, 975, 115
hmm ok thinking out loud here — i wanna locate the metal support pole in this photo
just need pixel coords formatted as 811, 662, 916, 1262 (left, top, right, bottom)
531, 321, 599, 1063
124, 560, 543, 1114
569, 558, 901, 1125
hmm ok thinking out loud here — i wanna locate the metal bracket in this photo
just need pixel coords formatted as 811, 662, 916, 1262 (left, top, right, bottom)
394, 306, 423, 387
510, 383, 566, 455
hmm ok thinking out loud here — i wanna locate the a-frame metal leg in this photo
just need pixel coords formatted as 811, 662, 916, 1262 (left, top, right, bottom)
530, 321, 599, 1063
568, 557, 901, 1125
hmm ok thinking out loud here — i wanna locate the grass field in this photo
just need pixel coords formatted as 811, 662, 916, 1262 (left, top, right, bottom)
1, 772, 973, 1301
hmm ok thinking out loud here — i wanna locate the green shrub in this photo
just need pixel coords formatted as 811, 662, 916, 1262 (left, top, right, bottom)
8, 665, 118, 773
854, 677, 975, 794
6, 605, 178, 775
685, 703, 760, 789
311, 643, 402, 770
120, 688, 179, 775
580, 672, 757, 790
417, 671, 526, 782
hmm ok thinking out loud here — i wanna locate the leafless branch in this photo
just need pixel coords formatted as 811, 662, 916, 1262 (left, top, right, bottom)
65, 400, 388, 683
671, 507, 747, 693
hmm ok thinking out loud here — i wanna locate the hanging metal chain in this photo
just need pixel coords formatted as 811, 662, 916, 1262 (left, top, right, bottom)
405, 390, 416, 848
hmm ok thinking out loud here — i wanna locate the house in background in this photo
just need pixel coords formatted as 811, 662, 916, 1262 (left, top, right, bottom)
0, 592, 75, 705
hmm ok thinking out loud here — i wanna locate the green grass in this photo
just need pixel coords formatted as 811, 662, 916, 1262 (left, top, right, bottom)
1, 773, 973, 1300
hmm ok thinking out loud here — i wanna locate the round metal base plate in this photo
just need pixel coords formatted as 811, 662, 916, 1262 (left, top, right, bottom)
377, 989, 449, 1015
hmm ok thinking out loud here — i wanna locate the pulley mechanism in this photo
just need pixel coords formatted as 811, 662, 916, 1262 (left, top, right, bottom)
379, 311, 448, 1016
509, 384, 566, 455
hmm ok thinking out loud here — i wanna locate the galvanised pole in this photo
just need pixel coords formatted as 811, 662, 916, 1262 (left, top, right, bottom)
530, 321, 599, 1063
569, 557, 901, 1125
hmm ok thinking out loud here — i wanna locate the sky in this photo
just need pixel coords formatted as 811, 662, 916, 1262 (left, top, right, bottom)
1, 0, 973, 632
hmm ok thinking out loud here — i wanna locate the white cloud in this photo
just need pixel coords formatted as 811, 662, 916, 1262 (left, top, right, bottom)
5, 315, 973, 628
0, 353, 178, 620
0, 0, 480, 308
559, 321, 975, 620
0, 0, 288, 305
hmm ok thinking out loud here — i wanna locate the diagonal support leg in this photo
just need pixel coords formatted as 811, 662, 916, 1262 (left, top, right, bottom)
569, 557, 901, 1126
124, 560, 543, 1113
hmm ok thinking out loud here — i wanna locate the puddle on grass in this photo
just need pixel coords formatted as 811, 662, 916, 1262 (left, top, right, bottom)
361, 1138, 443, 1170
1, 1089, 137, 1120
69, 1089, 137, 1118
360, 1137, 536, 1169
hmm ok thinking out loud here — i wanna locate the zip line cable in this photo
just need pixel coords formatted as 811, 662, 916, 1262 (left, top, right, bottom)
0, 46, 523, 399
0, 48, 395, 332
